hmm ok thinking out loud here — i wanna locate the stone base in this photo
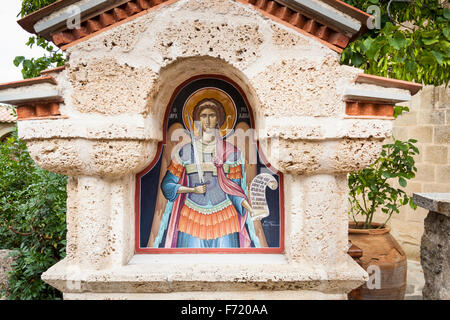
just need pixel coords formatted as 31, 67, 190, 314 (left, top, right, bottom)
414, 193, 450, 300
42, 254, 367, 300
64, 291, 346, 300
405, 260, 425, 300
0, 250, 14, 300
421, 211, 450, 300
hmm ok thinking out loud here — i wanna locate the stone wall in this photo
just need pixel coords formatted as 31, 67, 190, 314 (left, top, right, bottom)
421, 210, 449, 299
0, 250, 13, 300
0, 105, 16, 139
413, 193, 450, 300
373, 85, 449, 261
0, 123, 15, 140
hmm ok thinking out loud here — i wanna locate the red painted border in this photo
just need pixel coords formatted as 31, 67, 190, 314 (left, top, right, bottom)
135, 74, 285, 254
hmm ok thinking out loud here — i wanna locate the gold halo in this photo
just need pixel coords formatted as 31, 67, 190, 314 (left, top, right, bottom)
182, 87, 237, 137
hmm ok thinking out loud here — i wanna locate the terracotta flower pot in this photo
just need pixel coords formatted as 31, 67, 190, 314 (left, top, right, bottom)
348, 222, 407, 300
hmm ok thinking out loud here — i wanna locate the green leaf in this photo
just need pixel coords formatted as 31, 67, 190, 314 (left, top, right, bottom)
398, 177, 407, 187
382, 172, 390, 179
405, 60, 416, 72
394, 106, 409, 118
422, 37, 439, 46
362, 37, 374, 52
366, 40, 381, 60
352, 52, 364, 66
432, 51, 444, 65
419, 52, 436, 65
13, 56, 25, 67
444, 27, 450, 41
388, 32, 407, 50
444, 8, 450, 20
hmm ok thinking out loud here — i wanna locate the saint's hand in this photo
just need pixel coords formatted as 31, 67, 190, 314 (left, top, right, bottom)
242, 200, 253, 214
193, 185, 207, 194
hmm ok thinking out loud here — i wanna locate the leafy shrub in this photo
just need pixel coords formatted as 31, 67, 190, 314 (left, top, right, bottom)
20, 0, 58, 16
348, 137, 419, 229
342, 0, 449, 86
14, 0, 65, 79
0, 128, 67, 299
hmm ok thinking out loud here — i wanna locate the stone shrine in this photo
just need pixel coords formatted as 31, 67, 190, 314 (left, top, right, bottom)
0, 0, 422, 299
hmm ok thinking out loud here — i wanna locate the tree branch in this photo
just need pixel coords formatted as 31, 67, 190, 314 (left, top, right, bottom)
9, 226, 33, 236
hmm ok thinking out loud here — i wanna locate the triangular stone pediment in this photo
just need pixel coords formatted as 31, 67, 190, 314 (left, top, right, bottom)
18, 0, 370, 53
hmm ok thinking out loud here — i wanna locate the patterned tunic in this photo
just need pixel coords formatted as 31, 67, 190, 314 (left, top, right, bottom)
160, 139, 246, 248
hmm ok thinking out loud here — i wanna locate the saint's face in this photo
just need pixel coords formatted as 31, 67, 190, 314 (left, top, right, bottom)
198, 106, 218, 133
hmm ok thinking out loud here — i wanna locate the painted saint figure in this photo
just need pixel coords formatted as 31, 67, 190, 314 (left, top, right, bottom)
153, 98, 260, 248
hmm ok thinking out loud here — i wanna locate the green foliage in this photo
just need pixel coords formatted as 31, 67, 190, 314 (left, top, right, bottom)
14, 0, 65, 79
20, 0, 58, 17
342, 0, 450, 86
348, 136, 419, 229
0, 0, 66, 301
14, 37, 65, 79
344, 1, 441, 228
0, 128, 67, 300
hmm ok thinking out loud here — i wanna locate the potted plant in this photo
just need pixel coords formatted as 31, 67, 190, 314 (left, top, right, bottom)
347, 135, 419, 300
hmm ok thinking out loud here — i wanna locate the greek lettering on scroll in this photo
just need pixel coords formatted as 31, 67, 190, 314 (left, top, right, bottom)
249, 173, 278, 221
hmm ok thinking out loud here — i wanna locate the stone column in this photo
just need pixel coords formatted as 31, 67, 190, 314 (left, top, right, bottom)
260, 128, 385, 266
284, 173, 350, 265
73, 175, 135, 270
18, 121, 159, 272
413, 193, 450, 300
248, 125, 391, 300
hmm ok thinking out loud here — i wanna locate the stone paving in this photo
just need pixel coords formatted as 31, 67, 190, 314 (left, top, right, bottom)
405, 260, 425, 300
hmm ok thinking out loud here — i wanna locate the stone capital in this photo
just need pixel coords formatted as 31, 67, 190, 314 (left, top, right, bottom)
255, 116, 391, 175
18, 117, 160, 178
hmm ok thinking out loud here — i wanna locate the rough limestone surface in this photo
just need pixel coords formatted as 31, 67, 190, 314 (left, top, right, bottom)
415, 193, 450, 300
0, 250, 14, 300
63, 291, 346, 300
17, 116, 162, 141
154, 20, 264, 71
14, 0, 408, 299
421, 211, 450, 300
271, 24, 312, 49
42, 253, 367, 297
26, 138, 157, 178
413, 193, 450, 217
251, 58, 357, 118
0, 123, 15, 139
68, 58, 158, 115
284, 174, 351, 265
260, 138, 384, 174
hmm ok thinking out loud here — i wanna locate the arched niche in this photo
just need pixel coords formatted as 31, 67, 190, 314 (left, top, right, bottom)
145, 56, 265, 132
135, 57, 284, 254
0, 125, 15, 141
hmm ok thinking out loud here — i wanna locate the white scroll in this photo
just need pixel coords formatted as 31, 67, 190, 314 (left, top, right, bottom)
249, 173, 278, 221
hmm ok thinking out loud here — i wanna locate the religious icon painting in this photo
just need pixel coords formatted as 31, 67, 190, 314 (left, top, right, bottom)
135, 76, 284, 253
